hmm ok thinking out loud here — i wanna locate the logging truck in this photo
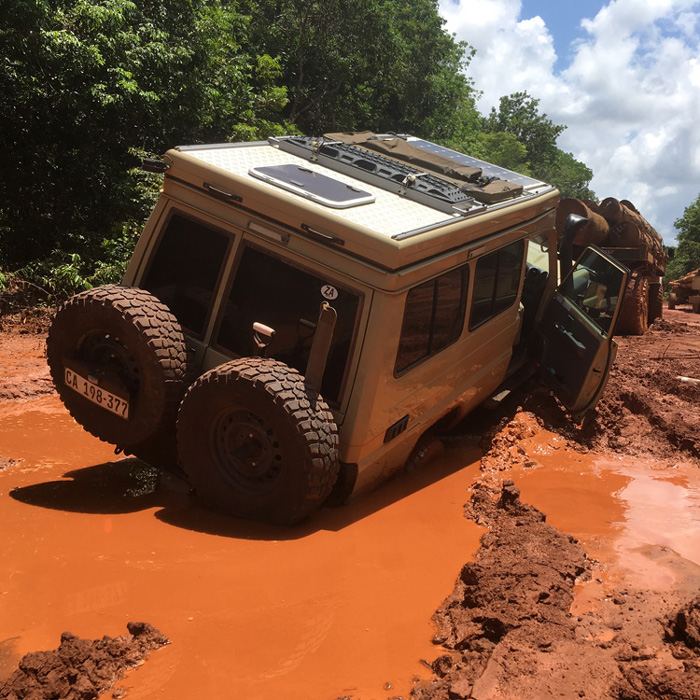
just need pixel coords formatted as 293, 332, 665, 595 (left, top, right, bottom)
556, 198, 667, 335
668, 269, 700, 313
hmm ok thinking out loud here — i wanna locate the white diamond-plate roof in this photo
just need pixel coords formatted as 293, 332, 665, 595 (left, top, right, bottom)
180, 143, 460, 238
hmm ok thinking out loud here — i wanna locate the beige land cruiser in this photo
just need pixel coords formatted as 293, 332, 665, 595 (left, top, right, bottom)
47, 132, 629, 524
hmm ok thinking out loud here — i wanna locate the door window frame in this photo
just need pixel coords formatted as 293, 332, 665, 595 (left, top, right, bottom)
210, 238, 367, 408
139, 207, 234, 339
394, 263, 470, 377
468, 239, 525, 332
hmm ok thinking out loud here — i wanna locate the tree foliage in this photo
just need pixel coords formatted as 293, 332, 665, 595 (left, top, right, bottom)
248, 0, 480, 139
0, 0, 289, 268
0, 0, 601, 297
482, 92, 595, 199
665, 193, 700, 281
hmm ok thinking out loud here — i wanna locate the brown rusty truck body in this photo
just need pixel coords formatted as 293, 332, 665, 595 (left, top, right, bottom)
47, 133, 630, 524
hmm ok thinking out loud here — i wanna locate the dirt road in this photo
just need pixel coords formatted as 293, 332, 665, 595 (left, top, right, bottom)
0, 307, 699, 699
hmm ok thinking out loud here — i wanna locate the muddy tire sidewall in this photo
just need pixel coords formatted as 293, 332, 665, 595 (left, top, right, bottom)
47, 286, 189, 448
618, 275, 649, 335
177, 358, 339, 525
648, 283, 663, 323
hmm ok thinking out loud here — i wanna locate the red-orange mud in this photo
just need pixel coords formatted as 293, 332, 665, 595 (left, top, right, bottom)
0, 395, 483, 700
412, 413, 700, 699
2, 308, 700, 699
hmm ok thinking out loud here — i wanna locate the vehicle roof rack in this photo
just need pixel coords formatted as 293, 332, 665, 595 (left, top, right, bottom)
272, 136, 480, 215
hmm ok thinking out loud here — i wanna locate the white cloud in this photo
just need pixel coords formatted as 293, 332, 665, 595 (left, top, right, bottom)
440, 1, 561, 112
439, 0, 700, 246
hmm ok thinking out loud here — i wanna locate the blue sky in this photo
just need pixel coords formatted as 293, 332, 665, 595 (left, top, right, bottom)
439, 0, 700, 246
522, 0, 601, 68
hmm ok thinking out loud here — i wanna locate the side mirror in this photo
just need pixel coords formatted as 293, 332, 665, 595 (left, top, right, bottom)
560, 213, 589, 280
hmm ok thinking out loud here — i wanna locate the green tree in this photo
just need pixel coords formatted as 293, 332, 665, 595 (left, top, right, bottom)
248, 0, 481, 140
539, 151, 596, 200
485, 92, 563, 172
0, 0, 289, 268
483, 91, 594, 197
470, 132, 530, 174
665, 193, 700, 280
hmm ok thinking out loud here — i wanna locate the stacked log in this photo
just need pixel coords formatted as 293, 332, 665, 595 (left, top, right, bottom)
599, 197, 666, 266
555, 196, 667, 274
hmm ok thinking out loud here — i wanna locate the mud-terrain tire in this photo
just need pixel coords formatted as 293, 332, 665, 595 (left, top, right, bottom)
668, 292, 677, 310
617, 275, 649, 335
176, 358, 339, 525
648, 283, 663, 323
47, 285, 190, 451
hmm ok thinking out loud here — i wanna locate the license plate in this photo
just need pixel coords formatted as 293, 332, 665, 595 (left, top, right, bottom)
64, 366, 130, 419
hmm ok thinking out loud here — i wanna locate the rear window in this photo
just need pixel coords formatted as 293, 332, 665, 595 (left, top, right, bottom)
142, 212, 231, 337
215, 245, 361, 404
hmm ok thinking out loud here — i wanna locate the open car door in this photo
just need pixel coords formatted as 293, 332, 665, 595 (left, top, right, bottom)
536, 246, 629, 416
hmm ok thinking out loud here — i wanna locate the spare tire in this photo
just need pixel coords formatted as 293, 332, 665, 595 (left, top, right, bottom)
176, 357, 339, 525
47, 285, 190, 450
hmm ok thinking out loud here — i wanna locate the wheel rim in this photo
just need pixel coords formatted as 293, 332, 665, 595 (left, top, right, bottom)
212, 409, 283, 495
77, 329, 140, 393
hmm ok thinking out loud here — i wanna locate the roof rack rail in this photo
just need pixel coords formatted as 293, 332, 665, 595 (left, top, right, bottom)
272, 136, 478, 215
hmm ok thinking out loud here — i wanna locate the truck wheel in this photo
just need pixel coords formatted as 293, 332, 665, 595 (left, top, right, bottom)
176, 358, 339, 524
47, 285, 190, 450
617, 275, 649, 335
668, 292, 677, 310
648, 283, 663, 323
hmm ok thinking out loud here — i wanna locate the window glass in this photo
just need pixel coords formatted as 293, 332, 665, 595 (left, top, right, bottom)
526, 234, 550, 270
216, 246, 360, 404
395, 265, 469, 374
142, 212, 230, 337
559, 248, 625, 335
493, 242, 524, 315
469, 240, 525, 330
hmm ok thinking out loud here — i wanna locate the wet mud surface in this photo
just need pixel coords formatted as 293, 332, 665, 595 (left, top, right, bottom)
582, 309, 700, 461
408, 414, 700, 699
1, 307, 700, 699
0, 327, 53, 403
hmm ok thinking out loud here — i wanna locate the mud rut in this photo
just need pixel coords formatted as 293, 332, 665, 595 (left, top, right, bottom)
1, 308, 700, 700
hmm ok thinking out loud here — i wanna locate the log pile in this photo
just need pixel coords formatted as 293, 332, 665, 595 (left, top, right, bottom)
555, 197, 667, 273
669, 268, 700, 291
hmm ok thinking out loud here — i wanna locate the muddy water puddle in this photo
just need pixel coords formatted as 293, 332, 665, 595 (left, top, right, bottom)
510, 424, 700, 611
4, 398, 700, 699
0, 396, 483, 700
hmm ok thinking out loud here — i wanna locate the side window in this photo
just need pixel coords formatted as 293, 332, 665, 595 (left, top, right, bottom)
216, 245, 360, 404
142, 212, 231, 337
395, 265, 469, 375
469, 240, 525, 330
559, 248, 625, 335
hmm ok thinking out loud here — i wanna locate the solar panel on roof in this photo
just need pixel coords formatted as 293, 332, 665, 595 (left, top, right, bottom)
406, 138, 546, 189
